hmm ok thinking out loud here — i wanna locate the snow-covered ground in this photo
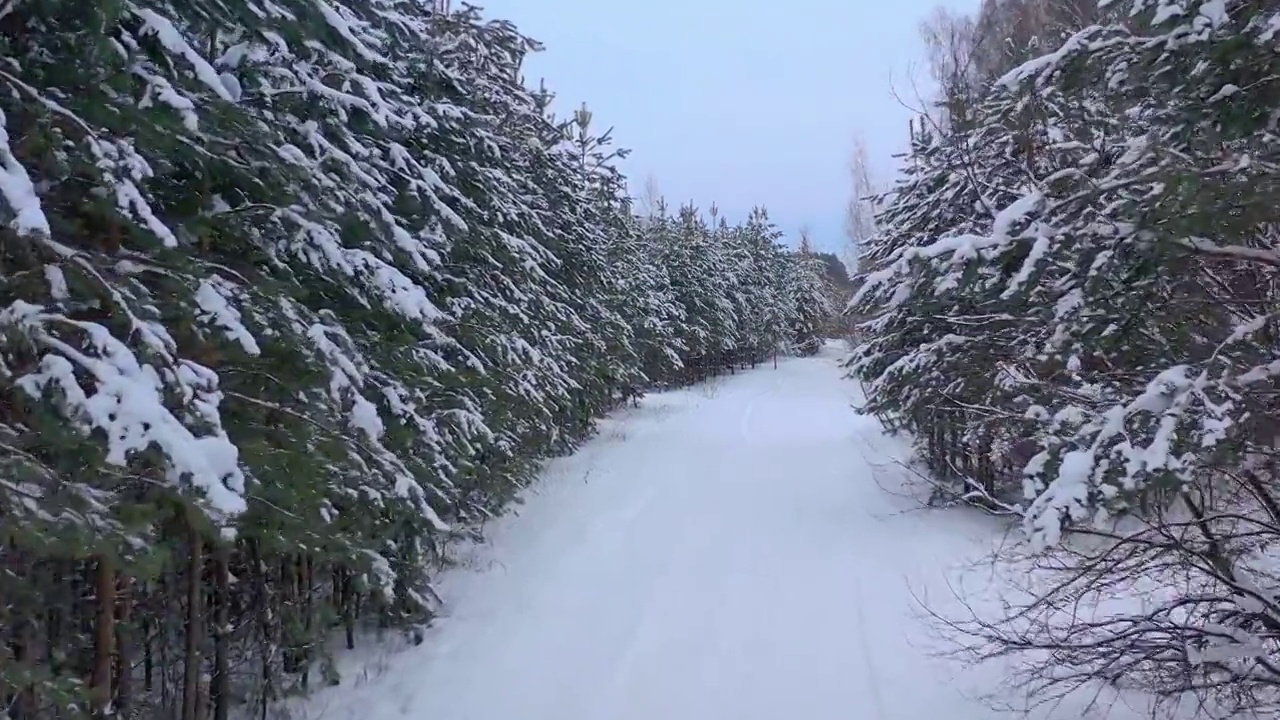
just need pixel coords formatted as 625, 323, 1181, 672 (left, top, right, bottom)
292, 343, 1149, 720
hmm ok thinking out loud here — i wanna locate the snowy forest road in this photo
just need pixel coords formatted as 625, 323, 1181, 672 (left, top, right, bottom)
302, 344, 1042, 720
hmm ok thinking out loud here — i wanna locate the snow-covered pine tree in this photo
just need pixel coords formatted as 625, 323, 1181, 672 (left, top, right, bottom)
852, 0, 1280, 712
685, 205, 743, 376
652, 205, 712, 380
618, 202, 686, 386
733, 207, 789, 366
561, 102, 650, 411
704, 207, 747, 372
849, 65, 1081, 505
0, 0, 484, 711
0, 1, 686, 716
0, 0, 835, 714
785, 232, 835, 356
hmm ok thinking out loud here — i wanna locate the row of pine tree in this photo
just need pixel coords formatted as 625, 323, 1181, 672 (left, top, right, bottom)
0, 1, 834, 718
851, 0, 1280, 715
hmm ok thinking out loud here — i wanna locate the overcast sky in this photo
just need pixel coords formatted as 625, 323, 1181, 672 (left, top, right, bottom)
478, 0, 976, 255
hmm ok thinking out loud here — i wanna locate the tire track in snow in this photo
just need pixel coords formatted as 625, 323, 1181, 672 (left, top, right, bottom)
737, 371, 785, 441
853, 566, 889, 720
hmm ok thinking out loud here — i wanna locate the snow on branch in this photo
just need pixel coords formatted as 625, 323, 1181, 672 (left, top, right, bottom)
1022, 365, 1233, 548
0, 107, 50, 237
132, 6, 236, 102
3, 300, 247, 524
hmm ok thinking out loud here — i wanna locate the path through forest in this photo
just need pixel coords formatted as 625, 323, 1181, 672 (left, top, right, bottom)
298, 344, 1144, 720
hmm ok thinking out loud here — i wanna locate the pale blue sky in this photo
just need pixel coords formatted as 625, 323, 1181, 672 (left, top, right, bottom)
480, 0, 975, 254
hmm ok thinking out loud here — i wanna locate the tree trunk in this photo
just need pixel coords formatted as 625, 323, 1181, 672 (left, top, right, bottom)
183, 526, 203, 720
160, 572, 171, 711
78, 561, 96, 677
143, 585, 153, 692
300, 555, 312, 692
212, 546, 230, 720
90, 555, 116, 717
5, 546, 36, 720
250, 539, 273, 720
45, 561, 64, 677
115, 574, 134, 714
11, 616, 35, 720
342, 567, 355, 651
